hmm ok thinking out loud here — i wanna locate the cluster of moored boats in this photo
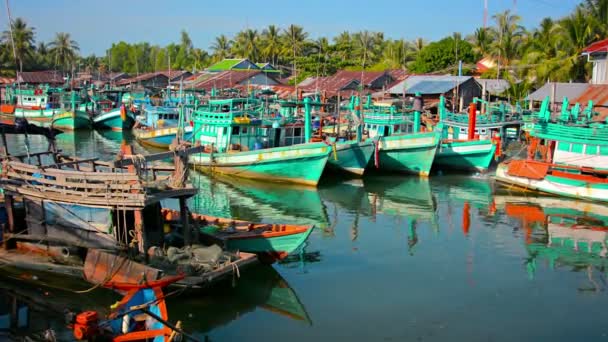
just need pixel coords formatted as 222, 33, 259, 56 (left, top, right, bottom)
1, 80, 607, 339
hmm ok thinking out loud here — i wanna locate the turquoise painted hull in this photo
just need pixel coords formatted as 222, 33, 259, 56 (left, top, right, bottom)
434, 140, 497, 172
134, 127, 193, 149
92, 109, 136, 131
327, 140, 375, 176
51, 111, 92, 130
375, 132, 440, 176
225, 227, 314, 255
191, 143, 330, 186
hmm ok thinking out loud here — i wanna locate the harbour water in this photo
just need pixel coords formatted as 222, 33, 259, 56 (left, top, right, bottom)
3, 131, 608, 341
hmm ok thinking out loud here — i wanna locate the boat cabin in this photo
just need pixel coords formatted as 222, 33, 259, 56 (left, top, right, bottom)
193, 98, 306, 152
363, 104, 416, 138
8, 87, 62, 110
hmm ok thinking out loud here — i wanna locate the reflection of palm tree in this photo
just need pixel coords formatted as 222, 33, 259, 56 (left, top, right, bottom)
350, 213, 359, 242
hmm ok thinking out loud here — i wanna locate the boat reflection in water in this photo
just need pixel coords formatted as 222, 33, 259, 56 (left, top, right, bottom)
496, 194, 608, 289
189, 172, 329, 228
170, 265, 311, 334
363, 176, 438, 253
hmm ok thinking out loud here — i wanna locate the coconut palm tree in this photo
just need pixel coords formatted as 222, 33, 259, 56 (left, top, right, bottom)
353, 30, 375, 69
49, 32, 79, 72
261, 25, 282, 65
333, 31, 353, 60
2, 18, 35, 72
469, 28, 494, 57
491, 10, 525, 76
233, 29, 259, 61
559, 6, 595, 81
585, 0, 608, 38
282, 24, 308, 59
210, 35, 232, 61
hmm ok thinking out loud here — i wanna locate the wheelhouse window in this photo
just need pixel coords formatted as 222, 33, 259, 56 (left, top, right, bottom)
231, 126, 240, 135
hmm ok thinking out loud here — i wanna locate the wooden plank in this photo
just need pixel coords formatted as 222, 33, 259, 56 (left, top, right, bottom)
84, 249, 162, 285
6, 162, 140, 181
5, 171, 144, 191
114, 145, 204, 167
2, 185, 147, 207
43, 157, 99, 169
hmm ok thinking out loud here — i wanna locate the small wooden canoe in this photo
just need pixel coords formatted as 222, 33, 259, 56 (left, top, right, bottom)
162, 209, 315, 261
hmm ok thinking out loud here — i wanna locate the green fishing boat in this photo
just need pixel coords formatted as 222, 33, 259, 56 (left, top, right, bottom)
51, 92, 92, 130
327, 139, 375, 176
362, 97, 440, 176
1, 86, 65, 127
433, 97, 522, 172
190, 97, 330, 186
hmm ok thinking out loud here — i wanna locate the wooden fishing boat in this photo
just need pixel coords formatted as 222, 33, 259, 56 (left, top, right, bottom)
162, 208, 314, 261
190, 98, 330, 186
50, 92, 92, 130
0, 122, 256, 289
362, 97, 441, 176
326, 139, 375, 176
432, 97, 521, 172
1, 86, 64, 127
133, 105, 193, 148
495, 96, 608, 202
90, 95, 136, 131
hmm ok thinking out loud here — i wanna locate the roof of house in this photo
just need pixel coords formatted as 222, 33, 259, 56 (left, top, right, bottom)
476, 57, 497, 73
476, 78, 510, 95
246, 84, 295, 99
158, 70, 192, 81
115, 72, 169, 86
573, 84, 608, 119
207, 58, 261, 72
0, 77, 16, 85
332, 70, 388, 87
583, 38, 608, 55
387, 75, 474, 95
299, 74, 360, 96
17, 71, 64, 84
387, 69, 408, 82
527, 82, 590, 102
193, 70, 265, 90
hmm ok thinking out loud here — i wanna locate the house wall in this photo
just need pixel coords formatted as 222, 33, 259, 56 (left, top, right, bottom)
369, 74, 394, 90
592, 59, 608, 84
239, 73, 279, 86
457, 78, 482, 108
234, 60, 259, 70
141, 75, 169, 88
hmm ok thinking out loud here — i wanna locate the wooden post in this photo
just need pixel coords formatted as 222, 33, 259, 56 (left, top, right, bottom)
551, 82, 556, 113
180, 197, 190, 246
336, 92, 341, 136
481, 80, 487, 114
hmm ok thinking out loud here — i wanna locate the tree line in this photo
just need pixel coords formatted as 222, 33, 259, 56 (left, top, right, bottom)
1, 0, 607, 98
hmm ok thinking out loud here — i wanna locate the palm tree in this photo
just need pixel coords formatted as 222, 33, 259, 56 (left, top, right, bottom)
210, 35, 232, 61
413, 37, 426, 52
180, 30, 192, 54
559, 6, 595, 81
585, 0, 608, 38
261, 25, 282, 65
49, 32, 79, 72
281, 24, 308, 59
353, 30, 375, 69
233, 29, 259, 60
469, 28, 494, 57
190, 48, 209, 71
2, 18, 35, 72
333, 31, 353, 60
491, 10, 525, 76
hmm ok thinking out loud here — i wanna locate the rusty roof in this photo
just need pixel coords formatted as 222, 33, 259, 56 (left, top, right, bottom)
158, 70, 192, 81
298, 70, 393, 96
573, 84, 608, 120
115, 72, 169, 86
193, 70, 266, 90
0, 77, 15, 85
244, 84, 295, 99
387, 69, 408, 82
17, 71, 64, 84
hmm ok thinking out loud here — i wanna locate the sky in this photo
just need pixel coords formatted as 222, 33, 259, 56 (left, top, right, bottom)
5, 0, 583, 56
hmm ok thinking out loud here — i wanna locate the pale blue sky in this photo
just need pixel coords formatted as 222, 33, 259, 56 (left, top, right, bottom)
6, 0, 582, 55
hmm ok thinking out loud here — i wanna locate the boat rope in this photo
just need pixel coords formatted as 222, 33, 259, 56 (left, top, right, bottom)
231, 258, 241, 287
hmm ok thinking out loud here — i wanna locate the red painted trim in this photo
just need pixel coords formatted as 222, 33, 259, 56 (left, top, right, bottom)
224, 226, 311, 240
105, 274, 185, 291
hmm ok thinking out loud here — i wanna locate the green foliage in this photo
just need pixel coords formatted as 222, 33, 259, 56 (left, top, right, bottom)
410, 37, 474, 73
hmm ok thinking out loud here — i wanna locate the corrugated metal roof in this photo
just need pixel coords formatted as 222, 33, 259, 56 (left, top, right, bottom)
193, 70, 272, 90
17, 71, 64, 84
573, 84, 608, 120
115, 72, 169, 86
583, 38, 608, 54
527, 82, 589, 102
476, 78, 510, 95
387, 75, 473, 95
0, 77, 15, 85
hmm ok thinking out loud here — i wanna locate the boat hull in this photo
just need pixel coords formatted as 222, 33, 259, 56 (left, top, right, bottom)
225, 227, 314, 257
51, 111, 91, 130
13, 108, 58, 127
495, 162, 608, 202
375, 132, 439, 176
434, 140, 496, 172
134, 126, 193, 149
92, 108, 136, 131
327, 140, 375, 176
191, 143, 330, 186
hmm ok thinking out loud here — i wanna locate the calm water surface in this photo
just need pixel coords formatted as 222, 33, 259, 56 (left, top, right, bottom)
2, 131, 608, 341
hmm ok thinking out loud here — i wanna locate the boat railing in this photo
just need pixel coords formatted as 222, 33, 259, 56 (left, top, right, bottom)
363, 111, 412, 124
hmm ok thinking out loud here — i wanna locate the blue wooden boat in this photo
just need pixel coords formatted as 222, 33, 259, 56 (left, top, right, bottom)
133, 106, 192, 148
